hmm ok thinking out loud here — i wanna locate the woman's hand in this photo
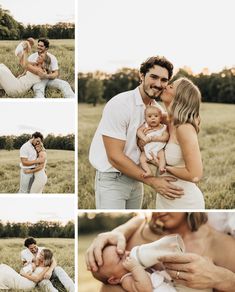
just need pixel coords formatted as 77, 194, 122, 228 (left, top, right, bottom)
85, 231, 127, 272
159, 253, 221, 289
24, 169, 31, 174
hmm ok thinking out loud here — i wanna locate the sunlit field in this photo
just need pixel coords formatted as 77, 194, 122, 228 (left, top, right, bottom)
0, 237, 74, 292
78, 234, 101, 292
0, 149, 75, 193
0, 39, 74, 98
78, 102, 235, 209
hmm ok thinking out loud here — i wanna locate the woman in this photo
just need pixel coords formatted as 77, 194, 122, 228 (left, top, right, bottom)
0, 248, 53, 290
85, 212, 235, 292
0, 49, 49, 97
24, 142, 47, 193
155, 77, 204, 208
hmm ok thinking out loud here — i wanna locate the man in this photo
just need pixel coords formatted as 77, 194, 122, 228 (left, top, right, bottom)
28, 38, 74, 98
21, 237, 75, 292
19, 132, 43, 193
89, 56, 184, 209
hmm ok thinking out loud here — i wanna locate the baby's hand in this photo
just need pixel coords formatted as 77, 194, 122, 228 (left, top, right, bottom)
122, 257, 140, 271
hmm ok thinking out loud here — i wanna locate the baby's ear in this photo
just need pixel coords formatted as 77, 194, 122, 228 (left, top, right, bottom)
107, 276, 120, 285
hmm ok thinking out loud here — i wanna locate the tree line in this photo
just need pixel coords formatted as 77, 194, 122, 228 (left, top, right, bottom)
0, 220, 74, 238
0, 134, 75, 151
78, 67, 235, 105
0, 6, 74, 40
78, 213, 134, 235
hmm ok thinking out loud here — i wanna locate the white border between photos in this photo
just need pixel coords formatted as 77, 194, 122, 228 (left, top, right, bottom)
0, 0, 78, 287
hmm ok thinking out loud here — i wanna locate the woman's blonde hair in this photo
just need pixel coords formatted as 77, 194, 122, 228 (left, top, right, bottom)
42, 249, 53, 267
43, 54, 51, 73
169, 77, 201, 133
148, 212, 208, 234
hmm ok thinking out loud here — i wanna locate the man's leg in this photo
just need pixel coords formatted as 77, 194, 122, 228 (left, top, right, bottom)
47, 79, 74, 98
95, 171, 143, 209
32, 80, 48, 98
38, 279, 58, 292
18, 170, 33, 193
52, 266, 75, 292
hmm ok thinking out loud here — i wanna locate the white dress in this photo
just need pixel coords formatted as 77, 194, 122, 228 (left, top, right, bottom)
0, 63, 40, 97
30, 158, 47, 193
0, 264, 44, 290
156, 143, 205, 209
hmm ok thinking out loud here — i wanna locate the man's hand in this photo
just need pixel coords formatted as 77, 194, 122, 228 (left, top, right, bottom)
44, 270, 53, 279
149, 176, 184, 199
85, 231, 126, 272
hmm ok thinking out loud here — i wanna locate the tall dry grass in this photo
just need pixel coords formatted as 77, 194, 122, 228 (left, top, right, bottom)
78, 102, 235, 209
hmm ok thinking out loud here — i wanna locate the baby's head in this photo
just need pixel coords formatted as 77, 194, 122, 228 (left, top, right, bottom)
145, 105, 163, 127
91, 245, 129, 285
27, 37, 35, 47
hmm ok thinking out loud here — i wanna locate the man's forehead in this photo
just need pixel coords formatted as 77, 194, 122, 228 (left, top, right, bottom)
148, 65, 169, 76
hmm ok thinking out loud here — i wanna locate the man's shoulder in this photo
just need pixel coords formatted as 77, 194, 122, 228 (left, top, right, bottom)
47, 52, 57, 61
108, 88, 137, 105
20, 141, 30, 149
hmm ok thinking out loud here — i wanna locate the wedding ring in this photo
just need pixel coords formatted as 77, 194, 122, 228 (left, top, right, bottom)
176, 270, 180, 279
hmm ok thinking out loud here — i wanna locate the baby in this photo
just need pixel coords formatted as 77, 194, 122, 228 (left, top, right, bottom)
21, 260, 36, 275
91, 245, 176, 292
15, 37, 35, 58
137, 105, 169, 177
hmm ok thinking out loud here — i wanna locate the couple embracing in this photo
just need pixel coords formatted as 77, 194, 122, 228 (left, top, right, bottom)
0, 237, 74, 291
89, 55, 204, 209
0, 37, 74, 98
19, 132, 47, 193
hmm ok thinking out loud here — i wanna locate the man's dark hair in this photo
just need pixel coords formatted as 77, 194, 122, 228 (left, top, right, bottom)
38, 38, 50, 49
32, 131, 44, 141
140, 56, 174, 80
24, 237, 37, 247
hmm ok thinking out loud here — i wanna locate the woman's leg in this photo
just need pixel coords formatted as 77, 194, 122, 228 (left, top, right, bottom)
30, 171, 47, 193
0, 64, 20, 96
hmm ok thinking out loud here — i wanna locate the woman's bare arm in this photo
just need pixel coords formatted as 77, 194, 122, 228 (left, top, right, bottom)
20, 267, 49, 283
166, 124, 203, 182
24, 152, 46, 173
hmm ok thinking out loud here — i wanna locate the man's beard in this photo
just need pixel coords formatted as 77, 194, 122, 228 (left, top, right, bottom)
143, 82, 163, 101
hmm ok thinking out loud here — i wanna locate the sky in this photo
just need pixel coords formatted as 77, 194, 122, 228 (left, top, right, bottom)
78, 0, 235, 74
0, 196, 74, 224
0, 0, 75, 25
0, 101, 75, 136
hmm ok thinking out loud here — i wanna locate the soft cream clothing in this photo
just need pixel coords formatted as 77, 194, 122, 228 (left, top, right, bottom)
15, 41, 29, 57
30, 158, 47, 193
156, 143, 205, 209
144, 124, 167, 160
0, 263, 41, 290
0, 64, 40, 97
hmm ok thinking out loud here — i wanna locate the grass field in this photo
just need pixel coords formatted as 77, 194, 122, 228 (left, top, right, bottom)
0, 237, 74, 292
0, 39, 74, 98
0, 149, 75, 193
78, 234, 101, 292
78, 102, 235, 209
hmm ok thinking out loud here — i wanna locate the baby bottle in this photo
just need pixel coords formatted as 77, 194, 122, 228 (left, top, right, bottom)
130, 234, 185, 268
